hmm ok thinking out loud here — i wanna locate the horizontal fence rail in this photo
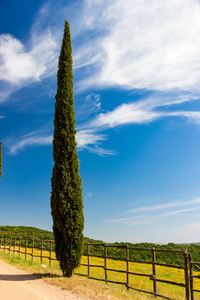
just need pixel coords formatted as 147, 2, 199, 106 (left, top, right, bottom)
1, 236, 199, 300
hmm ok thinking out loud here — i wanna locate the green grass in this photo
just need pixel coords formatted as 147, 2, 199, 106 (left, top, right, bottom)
1, 247, 200, 300
2, 225, 200, 299
1, 225, 200, 266
0, 251, 156, 300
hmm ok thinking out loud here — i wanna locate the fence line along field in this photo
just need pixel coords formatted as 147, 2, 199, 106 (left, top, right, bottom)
1, 236, 200, 300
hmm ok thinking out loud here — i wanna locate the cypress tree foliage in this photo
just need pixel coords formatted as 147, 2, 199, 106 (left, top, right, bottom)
50, 20, 84, 277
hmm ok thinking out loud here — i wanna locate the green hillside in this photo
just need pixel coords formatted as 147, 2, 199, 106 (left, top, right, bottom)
0, 226, 200, 266
0, 226, 100, 245
0, 226, 53, 240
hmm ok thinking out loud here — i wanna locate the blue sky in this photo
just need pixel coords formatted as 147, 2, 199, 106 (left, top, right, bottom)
1, 0, 200, 244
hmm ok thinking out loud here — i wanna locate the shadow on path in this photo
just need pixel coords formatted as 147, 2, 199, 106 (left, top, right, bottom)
0, 273, 61, 281
0, 274, 39, 281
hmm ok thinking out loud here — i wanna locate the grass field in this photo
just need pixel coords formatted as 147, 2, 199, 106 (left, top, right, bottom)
1, 245, 200, 299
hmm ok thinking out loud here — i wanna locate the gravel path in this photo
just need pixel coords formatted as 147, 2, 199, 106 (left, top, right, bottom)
0, 259, 87, 300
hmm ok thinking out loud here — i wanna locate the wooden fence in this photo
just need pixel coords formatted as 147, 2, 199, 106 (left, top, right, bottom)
188, 254, 200, 300
0, 236, 56, 265
0, 236, 199, 300
78, 243, 189, 300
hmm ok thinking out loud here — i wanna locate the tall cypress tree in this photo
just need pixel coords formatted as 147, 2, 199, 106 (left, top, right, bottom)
51, 20, 84, 277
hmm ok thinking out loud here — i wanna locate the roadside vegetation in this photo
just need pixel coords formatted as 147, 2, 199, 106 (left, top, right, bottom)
1, 249, 199, 300
1, 226, 200, 299
1, 226, 200, 265
0, 250, 156, 300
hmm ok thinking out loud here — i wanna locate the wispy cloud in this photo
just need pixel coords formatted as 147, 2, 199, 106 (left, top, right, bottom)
7, 134, 52, 155
76, 129, 105, 148
5, 0, 199, 94
107, 197, 200, 225
125, 198, 200, 214
89, 102, 162, 128
2, 0, 200, 98
81, 93, 200, 134
2, 0, 200, 154
74, 0, 200, 137
0, 30, 57, 88
76, 93, 102, 122
76, 129, 115, 155
77, 0, 200, 92
170, 111, 200, 125
6, 92, 200, 155
5, 129, 115, 156
0, 2, 59, 102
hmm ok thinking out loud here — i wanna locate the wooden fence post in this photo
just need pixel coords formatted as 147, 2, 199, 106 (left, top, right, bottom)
104, 243, 107, 282
152, 247, 157, 295
126, 244, 130, 289
32, 238, 34, 262
19, 237, 21, 256
41, 240, 43, 264
9, 237, 12, 254
25, 238, 28, 261
184, 249, 190, 300
4, 236, 7, 252
0, 236, 2, 249
14, 238, 16, 255
87, 244, 90, 278
188, 254, 194, 300
49, 240, 52, 266
4, 237, 7, 252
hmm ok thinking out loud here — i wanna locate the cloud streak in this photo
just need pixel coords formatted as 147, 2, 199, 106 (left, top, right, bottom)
77, 0, 200, 92
2, 0, 200, 96
83, 93, 200, 134
5, 129, 115, 156
125, 198, 200, 215
2, 0, 200, 154
107, 197, 200, 225
6, 92, 200, 155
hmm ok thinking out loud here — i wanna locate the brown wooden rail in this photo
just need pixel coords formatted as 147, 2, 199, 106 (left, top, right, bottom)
0, 236, 192, 300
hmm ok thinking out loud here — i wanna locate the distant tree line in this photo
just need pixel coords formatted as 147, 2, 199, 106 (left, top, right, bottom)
1, 226, 200, 267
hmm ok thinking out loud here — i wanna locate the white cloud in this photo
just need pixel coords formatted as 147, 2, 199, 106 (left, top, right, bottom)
5, 92, 200, 155
2, 0, 200, 155
7, 134, 52, 155
78, 0, 200, 92
107, 197, 200, 224
170, 111, 200, 125
107, 214, 146, 224
0, 31, 57, 86
5, 129, 114, 156
89, 102, 162, 128
83, 145, 116, 156
0, 1, 59, 102
76, 93, 102, 121
77, 129, 116, 156
2, 0, 200, 100
76, 129, 105, 147
82, 93, 200, 131
125, 197, 200, 214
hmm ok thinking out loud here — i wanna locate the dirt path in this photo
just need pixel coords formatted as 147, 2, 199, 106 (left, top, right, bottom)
0, 259, 87, 300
